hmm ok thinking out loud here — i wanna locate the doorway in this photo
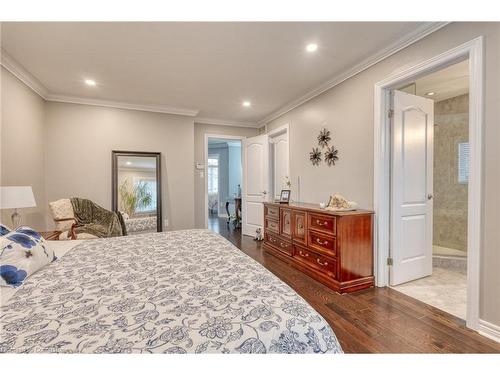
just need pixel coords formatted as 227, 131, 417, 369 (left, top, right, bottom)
374, 37, 483, 330
241, 125, 289, 237
389, 60, 469, 320
204, 135, 244, 232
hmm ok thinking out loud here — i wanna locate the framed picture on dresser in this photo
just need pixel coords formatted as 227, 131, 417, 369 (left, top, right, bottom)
279, 189, 291, 203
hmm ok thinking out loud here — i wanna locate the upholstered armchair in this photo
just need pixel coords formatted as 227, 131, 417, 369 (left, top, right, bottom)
48, 199, 98, 240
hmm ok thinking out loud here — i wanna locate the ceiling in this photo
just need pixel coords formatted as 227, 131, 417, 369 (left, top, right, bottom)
413, 60, 469, 101
1, 22, 443, 126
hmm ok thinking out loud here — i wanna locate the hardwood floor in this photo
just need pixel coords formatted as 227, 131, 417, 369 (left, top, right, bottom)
209, 215, 500, 353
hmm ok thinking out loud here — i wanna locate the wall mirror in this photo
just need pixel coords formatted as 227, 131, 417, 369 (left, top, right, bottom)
112, 151, 162, 233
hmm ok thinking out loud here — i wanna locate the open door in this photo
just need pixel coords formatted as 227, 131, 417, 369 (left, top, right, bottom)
390, 90, 434, 285
242, 134, 269, 237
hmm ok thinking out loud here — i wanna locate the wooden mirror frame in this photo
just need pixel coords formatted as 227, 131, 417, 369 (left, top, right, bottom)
111, 150, 162, 232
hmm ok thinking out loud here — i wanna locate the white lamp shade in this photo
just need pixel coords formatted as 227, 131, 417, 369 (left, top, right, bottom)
0, 186, 37, 209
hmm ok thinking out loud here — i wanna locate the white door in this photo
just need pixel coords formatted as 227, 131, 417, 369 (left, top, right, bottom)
242, 134, 269, 236
390, 90, 434, 285
270, 131, 289, 200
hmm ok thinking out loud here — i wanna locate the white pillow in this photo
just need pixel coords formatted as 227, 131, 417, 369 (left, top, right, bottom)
0, 226, 56, 288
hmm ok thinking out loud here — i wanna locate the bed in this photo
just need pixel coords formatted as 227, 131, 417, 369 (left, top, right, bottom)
124, 215, 157, 234
0, 230, 342, 354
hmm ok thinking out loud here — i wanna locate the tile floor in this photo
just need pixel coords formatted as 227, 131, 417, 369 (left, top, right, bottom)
391, 265, 467, 320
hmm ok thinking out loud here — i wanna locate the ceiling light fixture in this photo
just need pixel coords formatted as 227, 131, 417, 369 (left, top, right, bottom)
126, 161, 132, 165
84, 79, 97, 86
426, 92, 435, 96
242, 101, 251, 107
306, 43, 318, 52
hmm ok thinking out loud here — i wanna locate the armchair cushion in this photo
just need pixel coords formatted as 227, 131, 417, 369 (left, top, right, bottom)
49, 199, 76, 232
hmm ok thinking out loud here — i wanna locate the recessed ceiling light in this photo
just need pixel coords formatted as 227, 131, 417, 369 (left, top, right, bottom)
126, 161, 132, 165
242, 101, 251, 107
426, 92, 435, 96
84, 79, 96, 86
306, 43, 318, 52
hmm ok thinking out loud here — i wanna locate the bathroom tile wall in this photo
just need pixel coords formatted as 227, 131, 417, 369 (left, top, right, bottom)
433, 93, 469, 253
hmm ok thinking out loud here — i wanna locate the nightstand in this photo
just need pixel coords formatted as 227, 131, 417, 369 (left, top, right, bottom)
40, 231, 61, 241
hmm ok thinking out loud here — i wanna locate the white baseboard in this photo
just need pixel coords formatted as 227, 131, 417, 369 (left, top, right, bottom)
478, 319, 500, 343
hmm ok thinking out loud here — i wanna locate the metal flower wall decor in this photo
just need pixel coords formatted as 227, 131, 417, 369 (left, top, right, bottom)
309, 127, 340, 166
309, 147, 322, 166
317, 128, 331, 148
324, 145, 339, 166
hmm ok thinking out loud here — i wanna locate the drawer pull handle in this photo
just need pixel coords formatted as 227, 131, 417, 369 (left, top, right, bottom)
316, 259, 328, 266
316, 219, 329, 226
316, 238, 328, 246
299, 250, 309, 257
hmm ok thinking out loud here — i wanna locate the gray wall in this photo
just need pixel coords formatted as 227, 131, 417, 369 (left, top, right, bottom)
1, 67, 47, 229
266, 23, 500, 327
194, 123, 259, 228
433, 94, 469, 253
44, 101, 195, 231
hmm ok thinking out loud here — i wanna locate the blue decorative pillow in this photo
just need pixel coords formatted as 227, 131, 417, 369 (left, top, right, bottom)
0, 226, 56, 288
0, 223, 11, 236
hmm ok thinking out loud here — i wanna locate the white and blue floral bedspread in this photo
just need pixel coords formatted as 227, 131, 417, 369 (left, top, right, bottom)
0, 230, 342, 353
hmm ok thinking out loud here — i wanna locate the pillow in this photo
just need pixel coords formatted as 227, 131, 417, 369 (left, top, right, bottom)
49, 198, 76, 231
0, 226, 56, 288
0, 223, 11, 236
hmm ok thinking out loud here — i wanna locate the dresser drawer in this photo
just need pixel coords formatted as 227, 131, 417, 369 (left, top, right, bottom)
308, 231, 336, 257
265, 205, 279, 219
265, 233, 293, 256
265, 218, 279, 233
294, 245, 337, 278
308, 213, 336, 235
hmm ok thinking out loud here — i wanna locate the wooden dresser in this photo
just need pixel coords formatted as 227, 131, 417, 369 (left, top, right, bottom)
263, 202, 374, 293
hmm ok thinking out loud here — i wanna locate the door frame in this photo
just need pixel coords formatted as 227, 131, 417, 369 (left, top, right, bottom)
204, 134, 246, 229
373, 36, 484, 330
268, 124, 290, 200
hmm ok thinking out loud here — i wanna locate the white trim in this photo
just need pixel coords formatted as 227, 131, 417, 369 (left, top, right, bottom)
373, 36, 484, 331
267, 123, 289, 138
259, 22, 449, 125
204, 134, 246, 229
479, 320, 500, 343
46, 94, 199, 117
195, 117, 259, 128
0, 48, 49, 98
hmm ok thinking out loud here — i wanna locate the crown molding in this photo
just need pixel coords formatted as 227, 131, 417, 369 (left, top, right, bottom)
194, 116, 259, 128
258, 22, 450, 125
0, 48, 49, 98
45, 94, 199, 117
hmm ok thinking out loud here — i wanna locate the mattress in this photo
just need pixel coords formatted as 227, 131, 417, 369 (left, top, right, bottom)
0, 230, 342, 353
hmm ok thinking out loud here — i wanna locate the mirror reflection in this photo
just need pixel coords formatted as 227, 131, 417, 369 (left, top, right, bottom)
112, 151, 161, 234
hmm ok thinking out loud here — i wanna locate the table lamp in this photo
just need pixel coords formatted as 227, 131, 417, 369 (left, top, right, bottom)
0, 186, 37, 228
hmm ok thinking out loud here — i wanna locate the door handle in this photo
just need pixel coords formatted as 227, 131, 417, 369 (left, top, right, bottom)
427, 193, 434, 200
261, 191, 267, 195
